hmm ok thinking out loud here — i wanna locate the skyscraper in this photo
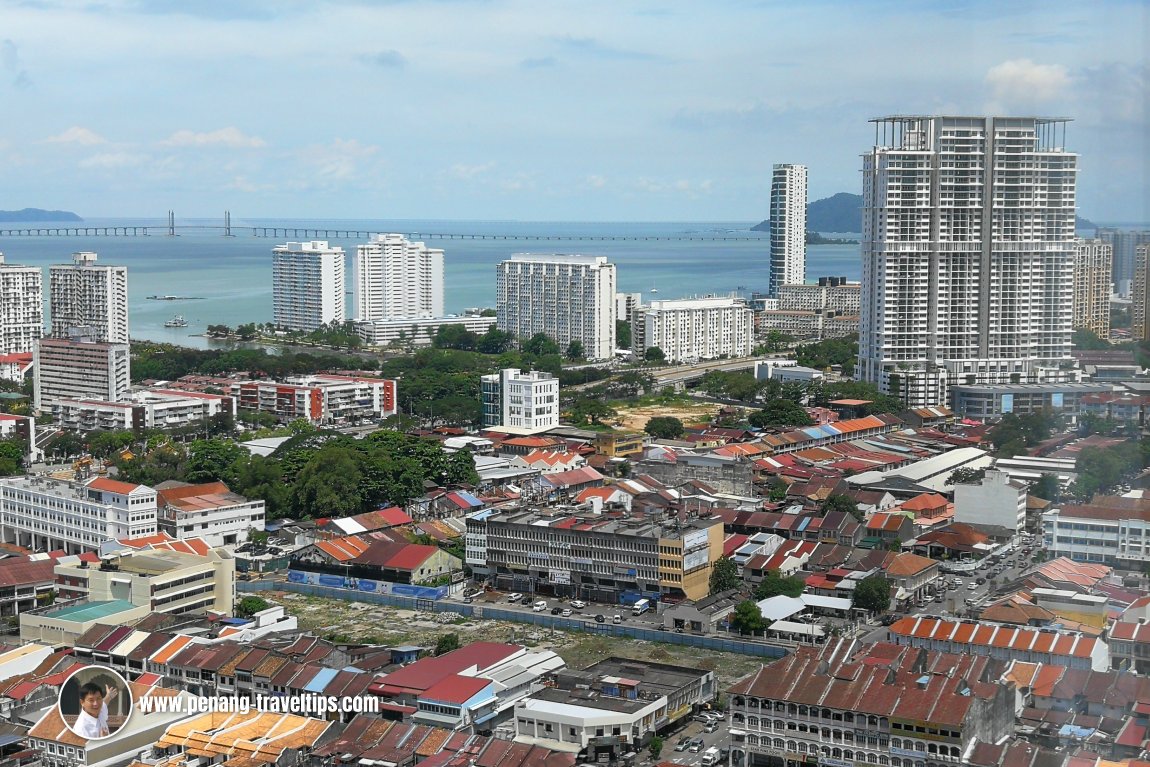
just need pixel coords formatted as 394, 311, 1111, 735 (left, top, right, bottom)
49, 252, 128, 343
1098, 228, 1150, 298
768, 164, 807, 297
857, 116, 1078, 408
1072, 238, 1113, 339
272, 241, 346, 332
354, 234, 444, 321
0, 253, 43, 355
496, 254, 617, 360
1133, 245, 1150, 341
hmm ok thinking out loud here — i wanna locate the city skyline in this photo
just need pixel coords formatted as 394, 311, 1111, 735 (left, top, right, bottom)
0, 1, 1145, 222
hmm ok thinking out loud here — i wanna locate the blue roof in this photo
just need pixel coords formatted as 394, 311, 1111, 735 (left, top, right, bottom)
304, 667, 339, 693
469, 509, 497, 521
795, 517, 810, 532
220, 617, 252, 625
801, 427, 824, 440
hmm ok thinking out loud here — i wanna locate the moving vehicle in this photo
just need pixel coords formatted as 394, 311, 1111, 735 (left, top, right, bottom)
532, 600, 548, 612
521, 596, 534, 605
968, 583, 979, 591
704, 720, 719, 733
561, 608, 573, 617
164, 315, 189, 328
689, 738, 704, 753
702, 747, 721, 765
550, 607, 563, 615
508, 593, 523, 603
632, 598, 652, 616
570, 600, 586, 609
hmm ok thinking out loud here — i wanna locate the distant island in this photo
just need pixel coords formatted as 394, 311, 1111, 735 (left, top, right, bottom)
754, 192, 1097, 234
0, 208, 83, 223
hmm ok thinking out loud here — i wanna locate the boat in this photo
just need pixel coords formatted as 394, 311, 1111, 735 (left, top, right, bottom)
164, 315, 189, 328
650, 284, 659, 294
147, 295, 204, 300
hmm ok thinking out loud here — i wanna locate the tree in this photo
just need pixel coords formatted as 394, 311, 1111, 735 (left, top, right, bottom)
648, 736, 664, 760
643, 346, 666, 363
754, 571, 806, 599
568, 398, 617, 426
947, 467, 987, 485
435, 633, 461, 656
822, 493, 861, 521
290, 446, 365, 518
476, 328, 514, 355
433, 324, 479, 351
748, 400, 813, 429
522, 333, 560, 356
184, 439, 247, 484
645, 416, 685, 440
852, 575, 891, 613
236, 596, 270, 617
616, 320, 631, 349
0, 439, 23, 476
565, 340, 585, 361
731, 600, 766, 635
1032, 473, 1060, 502
762, 329, 795, 353
709, 556, 741, 595
445, 450, 479, 486
1073, 327, 1111, 351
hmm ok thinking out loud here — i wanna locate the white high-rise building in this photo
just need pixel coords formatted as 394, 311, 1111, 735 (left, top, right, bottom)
49, 252, 128, 343
354, 233, 444, 321
858, 116, 1078, 408
768, 164, 807, 297
272, 241, 346, 332
480, 368, 559, 433
34, 338, 131, 409
496, 254, 616, 360
0, 253, 43, 355
1072, 239, 1113, 338
632, 297, 754, 363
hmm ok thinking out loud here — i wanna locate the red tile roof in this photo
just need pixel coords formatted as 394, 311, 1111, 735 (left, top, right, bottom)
890, 617, 1099, 659
87, 477, 142, 494
422, 674, 490, 705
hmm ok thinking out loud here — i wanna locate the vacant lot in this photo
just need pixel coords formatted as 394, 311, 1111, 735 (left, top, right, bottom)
613, 401, 720, 432
260, 591, 772, 688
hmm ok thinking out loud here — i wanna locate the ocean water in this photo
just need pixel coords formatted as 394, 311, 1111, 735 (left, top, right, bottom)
0, 218, 862, 349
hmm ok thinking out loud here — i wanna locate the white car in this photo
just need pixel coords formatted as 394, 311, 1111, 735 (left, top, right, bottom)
561, 608, 573, 617
569, 600, 587, 609
532, 600, 548, 612
508, 592, 523, 603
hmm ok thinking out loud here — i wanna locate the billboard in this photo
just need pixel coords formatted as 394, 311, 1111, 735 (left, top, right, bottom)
683, 528, 709, 552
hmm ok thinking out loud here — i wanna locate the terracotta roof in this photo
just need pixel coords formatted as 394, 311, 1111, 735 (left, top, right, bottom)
884, 553, 936, 577
890, 617, 1099, 659
899, 493, 949, 512
87, 477, 143, 494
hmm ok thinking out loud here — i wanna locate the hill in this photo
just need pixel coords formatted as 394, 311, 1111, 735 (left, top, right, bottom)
754, 193, 1097, 233
0, 208, 83, 223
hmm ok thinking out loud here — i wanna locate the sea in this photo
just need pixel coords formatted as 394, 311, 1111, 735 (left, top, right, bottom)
0, 217, 867, 350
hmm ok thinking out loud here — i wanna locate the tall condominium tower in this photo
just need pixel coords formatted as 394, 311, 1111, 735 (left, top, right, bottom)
272, 241, 346, 332
1072, 239, 1113, 339
354, 233, 444, 321
496, 254, 616, 360
857, 116, 1078, 408
1098, 228, 1150, 297
49, 252, 128, 343
1133, 245, 1150, 341
768, 164, 808, 297
0, 253, 43, 354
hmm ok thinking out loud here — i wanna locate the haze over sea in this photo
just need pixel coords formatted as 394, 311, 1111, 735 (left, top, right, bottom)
1, 216, 1129, 350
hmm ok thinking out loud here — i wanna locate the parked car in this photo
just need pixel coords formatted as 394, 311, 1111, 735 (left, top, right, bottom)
967, 583, 978, 591
551, 607, 563, 615
675, 737, 691, 752
570, 600, 586, 609
704, 721, 719, 733
508, 592, 523, 603
613, 615, 623, 624
561, 608, 573, 617
521, 596, 534, 605
532, 601, 548, 612
689, 738, 705, 753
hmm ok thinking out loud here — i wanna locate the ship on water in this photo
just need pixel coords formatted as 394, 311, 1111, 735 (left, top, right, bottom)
164, 315, 189, 328
147, 294, 203, 300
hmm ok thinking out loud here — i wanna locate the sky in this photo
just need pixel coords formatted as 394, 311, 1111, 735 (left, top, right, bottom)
0, 0, 1147, 222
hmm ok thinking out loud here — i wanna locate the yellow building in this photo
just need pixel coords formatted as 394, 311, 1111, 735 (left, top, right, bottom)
593, 432, 647, 458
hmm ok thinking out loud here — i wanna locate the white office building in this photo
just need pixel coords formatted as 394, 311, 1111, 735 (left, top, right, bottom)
272, 240, 346, 332
0, 254, 43, 355
480, 368, 559, 433
49, 252, 128, 343
858, 116, 1078, 408
496, 254, 616, 360
632, 297, 754, 363
33, 338, 131, 409
1043, 498, 1150, 566
768, 164, 807, 297
157, 481, 265, 547
47, 388, 235, 432
953, 469, 1028, 533
0, 475, 158, 554
354, 233, 444, 321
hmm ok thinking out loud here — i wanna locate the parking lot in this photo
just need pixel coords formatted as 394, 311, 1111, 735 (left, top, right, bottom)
647, 711, 733, 767
462, 589, 669, 630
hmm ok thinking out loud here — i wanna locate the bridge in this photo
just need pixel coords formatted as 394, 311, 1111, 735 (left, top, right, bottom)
0, 212, 765, 241
652, 356, 763, 388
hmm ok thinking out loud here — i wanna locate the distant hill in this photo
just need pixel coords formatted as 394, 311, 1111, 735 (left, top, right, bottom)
0, 208, 82, 222
754, 193, 1097, 233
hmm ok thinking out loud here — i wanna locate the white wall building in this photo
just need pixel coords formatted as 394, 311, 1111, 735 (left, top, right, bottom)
354, 314, 496, 347
1043, 499, 1150, 566
157, 481, 265, 547
0, 254, 43, 355
768, 164, 807, 297
480, 368, 559, 433
632, 297, 754, 363
0, 475, 158, 554
272, 240, 346, 332
354, 233, 444, 321
953, 469, 1028, 533
34, 338, 131, 409
48, 388, 235, 432
496, 254, 616, 360
777, 277, 860, 313
49, 252, 129, 344
857, 116, 1078, 409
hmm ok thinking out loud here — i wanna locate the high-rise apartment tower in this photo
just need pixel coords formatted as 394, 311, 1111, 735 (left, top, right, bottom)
1072, 239, 1112, 339
354, 234, 444, 321
0, 253, 43, 355
272, 241, 346, 332
768, 164, 808, 297
49, 252, 128, 343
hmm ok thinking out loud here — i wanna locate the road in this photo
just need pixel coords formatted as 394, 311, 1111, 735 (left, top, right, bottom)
652, 357, 765, 386
647, 716, 733, 767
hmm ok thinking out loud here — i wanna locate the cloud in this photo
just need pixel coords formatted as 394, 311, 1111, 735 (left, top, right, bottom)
360, 49, 407, 69
552, 35, 661, 62
1, 39, 32, 89
78, 152, 147, 170
520, 56, 556, 70
44, 126, 108, 146
635, 177, 713, 197
160, 127, 266, 148
986, 59, 1072, 104
449, 162, 494, 180
299, 138, 380, 182
585, 175, 607, 189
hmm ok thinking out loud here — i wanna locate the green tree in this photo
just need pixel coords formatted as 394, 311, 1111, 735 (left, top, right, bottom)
754, 571, 806, 599
522, 333, 560, 356
1032, 473, 1060, 502
644, 416, 685, 440
236, 596, 270, 617
435, 633, 462, 656
565, 340, 585, 360
1072, 327, 1111, 351
852, 575, 892, 613
476, 328, 514, 355
762, 329, 795, 353
445, 450, 479, 486
616, 320, 632, 349
823, 493, 861, 521
434, 324, 479, 351
0, 439, 23, 476
184, 439, 247, 484
643, 346, 666, 363
948, 466, 987, 485
748, 400, 813, 429
290, 446, 365, 518
648, 736, 664, 760
709, 556, 741, 595
568, 398, 617, 426
731, 600, 766, 635
87, 430, 135, 459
